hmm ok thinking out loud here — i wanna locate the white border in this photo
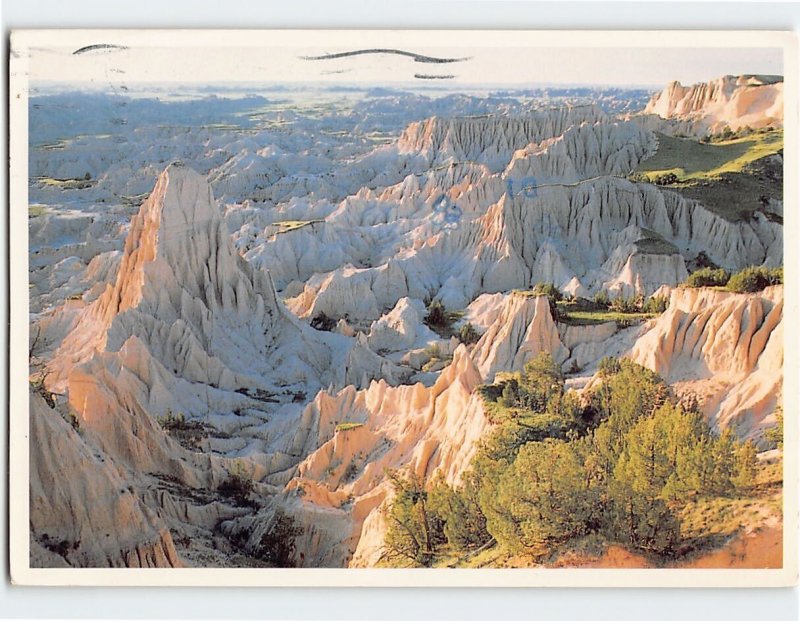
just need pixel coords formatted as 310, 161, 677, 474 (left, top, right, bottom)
8, 28, 799, 588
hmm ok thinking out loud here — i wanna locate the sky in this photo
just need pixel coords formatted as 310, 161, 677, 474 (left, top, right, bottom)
23, 38, 784, 90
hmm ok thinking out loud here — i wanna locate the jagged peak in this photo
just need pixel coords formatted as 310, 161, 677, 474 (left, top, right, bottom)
98, 163, 220, 320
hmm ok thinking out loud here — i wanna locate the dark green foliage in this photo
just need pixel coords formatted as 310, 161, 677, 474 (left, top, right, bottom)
694, 251, 718, 270
604, 488, 680, 555
574, 293, 667, 317
593, 290, 610, 307
310, 312, 336, 331
457, 322, 481, 345
517, 353, 565, 411
597, 356, 622, 377
428, 474, 491, 553
642, 295, 669, 314
483, 354, 589, 439
424, 299, 448, 328
253, 511, 303, 567
532, 282, 562, 320
482, 439, 604, 555
685, 267, 729, 288
700, 127, 742, 144
726, 266, 783, 293
382, 470, 445, 566
532, 282, 563, 303
651, 172, 679, 186
765, 408, 783, 450
609, 294, 642, 314
383, 356, 759, 565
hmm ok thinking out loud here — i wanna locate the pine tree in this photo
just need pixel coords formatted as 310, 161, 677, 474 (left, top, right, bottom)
382, 470, 444, 566
428, 474, 491, 553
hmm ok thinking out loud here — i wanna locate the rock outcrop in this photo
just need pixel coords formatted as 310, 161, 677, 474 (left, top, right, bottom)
471, 292, 569, 381
30, 392, 181, 568
629, 285, 783, 440
258, 345, 489, 567
642, 74, 784, 134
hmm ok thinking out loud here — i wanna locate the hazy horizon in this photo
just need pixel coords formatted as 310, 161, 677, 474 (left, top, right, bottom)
26, 44, 783, 90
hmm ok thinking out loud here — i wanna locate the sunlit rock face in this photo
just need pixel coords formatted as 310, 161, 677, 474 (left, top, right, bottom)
642, 74, 784, 133
28, 79, 783, 568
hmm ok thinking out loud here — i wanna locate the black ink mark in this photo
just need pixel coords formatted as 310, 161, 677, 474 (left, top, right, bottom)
300, 49, 470, 64
73, 44, 129, 55
414, 74, 456, 80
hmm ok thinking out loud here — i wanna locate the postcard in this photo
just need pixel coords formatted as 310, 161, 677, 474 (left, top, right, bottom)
8, 29, 797, 587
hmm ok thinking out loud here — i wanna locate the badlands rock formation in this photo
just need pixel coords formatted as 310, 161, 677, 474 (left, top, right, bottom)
28, 81, 783, 568
629, 285, 783, 440
641, 74, 783, 134
29, 392, 181, 568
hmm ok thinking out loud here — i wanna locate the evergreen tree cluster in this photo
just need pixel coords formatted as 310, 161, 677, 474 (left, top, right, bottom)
382, 354, 758, 566
683, 265, 783, 292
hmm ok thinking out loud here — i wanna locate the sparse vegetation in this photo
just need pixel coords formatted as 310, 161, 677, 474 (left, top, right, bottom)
424, 299, 448, 328
765, 407, 783, 450
635, 130, 782, 181
272, 219, 323, 233
29, 204, 48, 218
29, 375, 56, 409
424, 343, 442, 359
634, 230, 679, 255
36, 176, 96, 190
157, 410, 208, 451
335, 422, 364, 433
421, 299, 466, 339
310, 312, 336, 331
593, 290, 610, 307
252, 511, 304, 567
39, 533, 80, 559
381, 469, 445, 566
218, 461, 256, 508
690, 251, 719, 272
342, 461, 360, 482
422, 343, 453, 372
457, 322, 481, 345
532, 282, 563, 303
65, 408, 81, 433
531, 282, 563, 321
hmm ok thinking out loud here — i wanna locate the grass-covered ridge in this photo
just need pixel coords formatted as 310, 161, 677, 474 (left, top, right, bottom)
335, 422, 364, 432
34, 176, 97, 191
556, 293, 667, 328
631, 130, 783, 223
635, 130, 782, 181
